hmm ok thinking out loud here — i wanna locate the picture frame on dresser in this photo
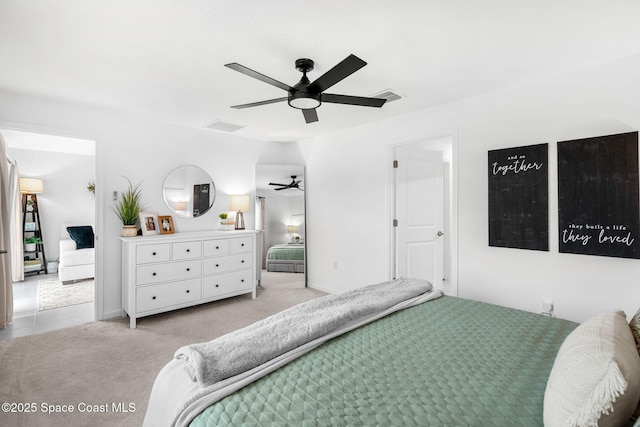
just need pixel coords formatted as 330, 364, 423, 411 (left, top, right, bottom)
159, 215, 175, 234
140, 212, 160, 236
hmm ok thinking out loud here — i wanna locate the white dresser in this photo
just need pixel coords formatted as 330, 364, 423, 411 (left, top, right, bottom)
121, 230, 257, 328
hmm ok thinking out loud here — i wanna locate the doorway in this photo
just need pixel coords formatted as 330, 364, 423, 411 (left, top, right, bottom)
392, 135, 457, 295
1, 128, 96, 339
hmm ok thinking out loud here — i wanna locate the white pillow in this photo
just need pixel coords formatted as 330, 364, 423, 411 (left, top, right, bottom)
544, 310, 640, 427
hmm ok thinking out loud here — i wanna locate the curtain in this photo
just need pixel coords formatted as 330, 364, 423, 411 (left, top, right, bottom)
9, 159, 23, 282
256, 196, 266, 269
0, 132, 14, 329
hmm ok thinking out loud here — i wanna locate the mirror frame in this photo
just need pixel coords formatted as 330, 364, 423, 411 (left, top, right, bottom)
162, 165, 216, 218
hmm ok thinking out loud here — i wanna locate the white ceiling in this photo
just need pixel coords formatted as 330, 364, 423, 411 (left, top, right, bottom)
2, 128, 95, 156
2, 1, 640, 142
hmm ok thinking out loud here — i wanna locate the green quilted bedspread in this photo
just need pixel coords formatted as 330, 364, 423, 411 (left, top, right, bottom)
190, 296, 577, 426
267, 246, 305, 260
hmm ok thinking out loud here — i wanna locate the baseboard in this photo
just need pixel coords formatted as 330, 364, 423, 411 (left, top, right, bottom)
101, 309, 125, 321
306, 282, 336, 294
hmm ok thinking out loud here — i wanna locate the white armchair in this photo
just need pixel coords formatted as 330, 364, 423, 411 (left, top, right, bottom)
58, 224, 95, 284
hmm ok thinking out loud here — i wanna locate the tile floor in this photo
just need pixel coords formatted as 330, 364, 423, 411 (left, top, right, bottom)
0, 273, 94, 341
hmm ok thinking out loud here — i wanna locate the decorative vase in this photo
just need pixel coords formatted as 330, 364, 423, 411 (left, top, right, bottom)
121, 225, 138, 237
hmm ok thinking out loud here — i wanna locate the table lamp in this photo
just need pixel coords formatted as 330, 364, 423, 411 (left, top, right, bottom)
229, 194, 250, 230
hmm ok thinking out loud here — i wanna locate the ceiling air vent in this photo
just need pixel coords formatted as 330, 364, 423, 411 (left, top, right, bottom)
204, 120, 246, 132
371, 89, 402, 103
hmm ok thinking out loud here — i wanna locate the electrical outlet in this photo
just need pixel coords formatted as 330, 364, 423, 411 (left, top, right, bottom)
542, 298, 554, 315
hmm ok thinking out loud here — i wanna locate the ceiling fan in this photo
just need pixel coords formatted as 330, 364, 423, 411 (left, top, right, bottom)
225, 54, 387, 124
269, 176, 303, 191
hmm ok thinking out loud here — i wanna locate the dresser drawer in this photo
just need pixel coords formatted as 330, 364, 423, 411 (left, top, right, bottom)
203, 239, 229, 257
172, 241, 202, 260
229, 237, 252, 253
203, 253, 252, 275
136, 278, 201, 313
136, 260, 202, 285
203, 270, 253, 299
137, 244, 171, 264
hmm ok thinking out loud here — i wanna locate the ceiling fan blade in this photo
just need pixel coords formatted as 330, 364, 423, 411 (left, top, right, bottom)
274, 187, 288, 191
269, 182, 289, 186
322, 93, 386, 107
307, 54, 367, 93
231, 97, 288, 109
302, 108, 318, 123
225, 63, 294, 92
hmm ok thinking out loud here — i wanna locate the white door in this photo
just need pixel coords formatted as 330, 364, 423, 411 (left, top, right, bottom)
394, 146, 445, 288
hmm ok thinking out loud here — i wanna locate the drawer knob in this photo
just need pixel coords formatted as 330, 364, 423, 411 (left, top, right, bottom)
186, 290, 190, 293
152, 252, 156, 256
216, 246, 219, 249
241, 243, 245, 247
215, 264, 219, 267
152, 296, 156, 300
186, 268, 190, 272
215, 284, 219, 288
241, 260, 245, 263
186, 249, 190, 252
241, 279, 244, 283
152, 272, 157, 276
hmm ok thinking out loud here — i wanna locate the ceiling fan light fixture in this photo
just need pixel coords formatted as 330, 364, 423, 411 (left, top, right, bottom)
288, 92, 321, 110
227, 54, 384, 123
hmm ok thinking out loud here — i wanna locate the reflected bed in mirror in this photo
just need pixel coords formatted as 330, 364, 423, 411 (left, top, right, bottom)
163, 165, 216, 218
255, 164, 306, 287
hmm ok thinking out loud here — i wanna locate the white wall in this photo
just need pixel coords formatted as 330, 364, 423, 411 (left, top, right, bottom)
6, 147, 95, 263
307, 53, 640, 323
0, 91, 307, 320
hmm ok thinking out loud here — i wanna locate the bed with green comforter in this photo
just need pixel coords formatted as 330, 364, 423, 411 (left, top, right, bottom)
266, 244, 304, 273
188, 295, 577, 426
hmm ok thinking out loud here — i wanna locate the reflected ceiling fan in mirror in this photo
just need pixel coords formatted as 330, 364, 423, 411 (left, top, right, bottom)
225, 54, 387, 123
269, 175, 303, 191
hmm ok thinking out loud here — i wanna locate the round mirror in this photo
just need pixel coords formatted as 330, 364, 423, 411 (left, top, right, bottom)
163, 166, 216, 218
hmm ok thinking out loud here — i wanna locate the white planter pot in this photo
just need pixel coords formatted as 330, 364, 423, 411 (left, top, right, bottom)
121, 225, 138, 237
25, 243, 36, 252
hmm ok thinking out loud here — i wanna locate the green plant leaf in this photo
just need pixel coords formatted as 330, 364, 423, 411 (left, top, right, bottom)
114, 177, 142, 226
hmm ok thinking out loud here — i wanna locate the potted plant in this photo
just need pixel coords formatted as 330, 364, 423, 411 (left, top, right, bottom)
24, 236, 43, 252
219, 212, 234, 230
114, 177, 142, 237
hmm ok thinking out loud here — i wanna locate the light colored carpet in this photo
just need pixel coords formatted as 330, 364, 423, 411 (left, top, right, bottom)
0, 273, 325, 427
37, 278, 94, 311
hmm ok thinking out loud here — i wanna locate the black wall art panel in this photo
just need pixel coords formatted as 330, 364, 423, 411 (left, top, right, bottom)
557, 131, 640, 259
488, 143, 548, 250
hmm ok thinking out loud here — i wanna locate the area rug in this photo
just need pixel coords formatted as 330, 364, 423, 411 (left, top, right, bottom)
37, 278, 94, 311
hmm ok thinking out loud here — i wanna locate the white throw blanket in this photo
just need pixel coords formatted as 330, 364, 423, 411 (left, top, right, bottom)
175, 277, 432, 387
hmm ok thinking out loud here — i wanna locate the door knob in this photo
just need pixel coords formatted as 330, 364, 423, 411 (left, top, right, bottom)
436, 231, 444, 237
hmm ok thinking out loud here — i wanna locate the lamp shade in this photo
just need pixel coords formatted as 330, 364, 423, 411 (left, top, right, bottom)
173, 201, 187, 211
287, 225, 298, 233
20, 178, 44, 194
229, 194, 250, 212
